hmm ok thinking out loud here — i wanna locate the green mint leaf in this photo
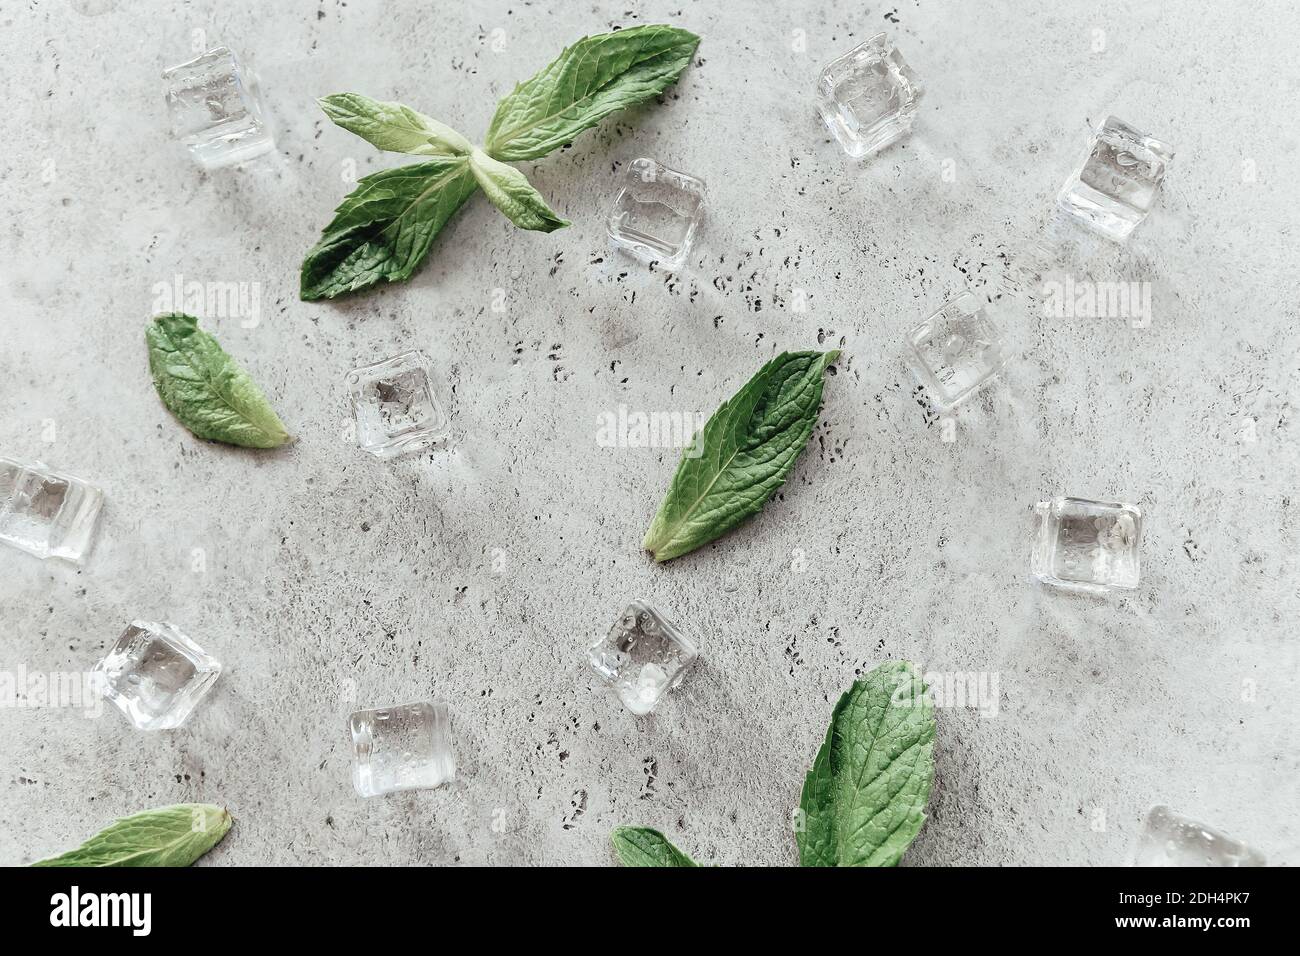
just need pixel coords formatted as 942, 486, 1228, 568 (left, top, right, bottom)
484, 24, 700, 161
468, 148, 569, 232
146, 313, 291, 449
642, 350, 839, 562
797, 662, 935, 867
611, 826, 699, 867
318, 93, 472, 156
32, 804, 232, 867
300, 157, 478, 300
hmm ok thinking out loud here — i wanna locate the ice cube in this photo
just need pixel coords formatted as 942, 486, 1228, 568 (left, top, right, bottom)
0, 457, 104, 563
1133, 805, 1266, 867
349, 701, 456, 798
346, 350, 451, 459
816, 33, 922, 159
1057, 116, 1173, 241
606, 158, 706, 271
1032, 497, 1142, 594
588, 600, 698, 715
905, 293, 1009, 409
92, 622, 221, 730
162, 46, 275, 170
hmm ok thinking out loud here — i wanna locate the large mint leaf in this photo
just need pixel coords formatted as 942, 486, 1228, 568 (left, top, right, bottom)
642, 350, 839, 562
32, 804, 232, 867
797, 662, 935, 867
468, 148, 569, 232
318, 93, 472, 156
146, 313, 291, 448
300, 157, 478, 300
484, 25, 700, 161
611, 826, 698, 867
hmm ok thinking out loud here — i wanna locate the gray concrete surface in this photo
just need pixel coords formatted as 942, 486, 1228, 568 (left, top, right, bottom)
1, 0, 1297, 866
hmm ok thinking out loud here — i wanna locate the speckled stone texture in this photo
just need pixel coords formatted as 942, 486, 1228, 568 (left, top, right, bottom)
1, 0, 1297, 867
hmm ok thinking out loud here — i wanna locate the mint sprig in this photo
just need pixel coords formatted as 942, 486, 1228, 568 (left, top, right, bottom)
301, 25, 700, 300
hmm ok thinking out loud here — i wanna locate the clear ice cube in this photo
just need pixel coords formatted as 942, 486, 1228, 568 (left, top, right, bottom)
587, 600, 698, 716
816, 33, 922, 159
346, 350, 451, 459
1032, 496, 1142, 594
92, 621, 221, 730
0, 457, 104, 563
349, 700, 456, 798
606, 158, 705, 271
1133, 805, 1266, 867
162, 46, 275, 170
905, 293, 1008, 409
1057, 116, 1173, 241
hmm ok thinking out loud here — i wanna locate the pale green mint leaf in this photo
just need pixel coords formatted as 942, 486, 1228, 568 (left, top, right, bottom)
319, 93, 472, 156
797, 662, 935, 867
146, 313, 291, 449
32, 804, 232, 867
300, 157, 479, 300
611, 826, 698, 867
468, 148, 569, 232
484, 24, 700, 161
642, 350, 839, 562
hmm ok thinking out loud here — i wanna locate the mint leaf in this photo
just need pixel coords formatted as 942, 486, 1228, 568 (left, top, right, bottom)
484, 25, 700, 161
32, 804, 232, 867
797, 662, 935, 867
468, 148, 569, 232
642, 350, 839, 562
146, 313, 291, 448
318, 93, 472, 156
611, 826, 698, 867
300, 157, 478, 300
306, 26, 697, 298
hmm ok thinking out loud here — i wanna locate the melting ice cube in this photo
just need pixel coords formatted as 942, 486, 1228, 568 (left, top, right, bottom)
349, 700, 456, 798
588, 600, 698, 716
0, 457, 104, 563
606, 159, 706, 271
92, 621, 221, 730
1133, 805, 1265, 867
162, 46, 275, 170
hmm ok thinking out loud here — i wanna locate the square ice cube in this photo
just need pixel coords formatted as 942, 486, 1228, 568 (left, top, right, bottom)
606, 158, 705, 271
587, 600, 698, 716
346, 350, 450, 459
1057, 116, 1173, 241
162, 46, 275, 170
92, 622, 221, 730
905, 293, 1008, 409
1032, 496, 1142, 594
816, 33, 922, 159
0, 457, 104, 563
1133, 805, 1266, 867
349, 700, 456, 798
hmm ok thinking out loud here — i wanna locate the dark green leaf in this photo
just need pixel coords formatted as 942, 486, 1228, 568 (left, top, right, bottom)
484, 25, 700, 161
146, 313, 291, 448
642, 350, 839, 562
611, 826, 699, 866
797, 662, 935, 867
300, 158, 479, 300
